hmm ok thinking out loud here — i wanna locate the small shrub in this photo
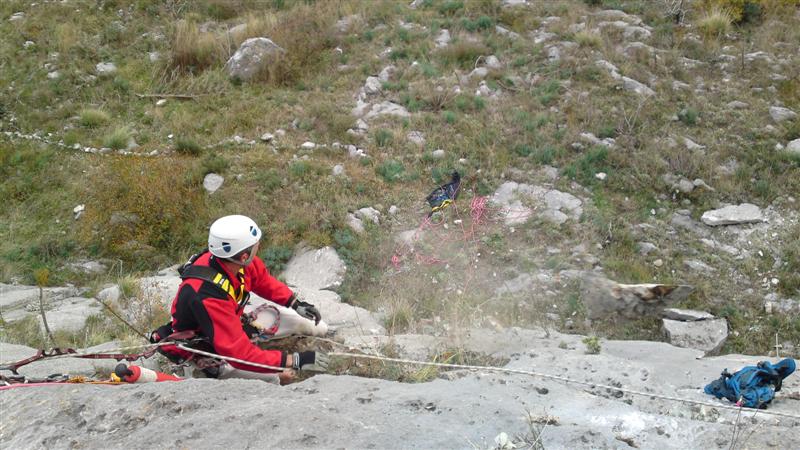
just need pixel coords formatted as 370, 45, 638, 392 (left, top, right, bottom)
55, 23, 80, 53
376, 160, 406, 182
201, 153, 229, 175
574, 30, 602, 48
439, 0, 464, 16
374, 129, 394, 147
697, 7, 732, 40
289, 160, 311, 178
261, 245, 293, 273
174, 137, 202, 155
678, 107, 698, 126
170, 20, 224, 73
582, 336, 601, 354
442, 110, 457, 124
103, 127, 131, 150
514, 144, 533, 157
79, 109, 110, 128
438, 41, 491, 69
562, 146, 609, 185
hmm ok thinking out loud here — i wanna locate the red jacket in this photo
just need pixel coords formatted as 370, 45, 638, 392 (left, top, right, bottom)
168, 251, 293, 373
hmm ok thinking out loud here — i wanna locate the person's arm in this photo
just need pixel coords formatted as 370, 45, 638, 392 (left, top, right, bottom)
191, 296, 289, 373
245, 257, 294, 306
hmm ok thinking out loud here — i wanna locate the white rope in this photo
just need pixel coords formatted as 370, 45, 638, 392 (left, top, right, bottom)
174, 344, 287, 372
329, 352, 800, 421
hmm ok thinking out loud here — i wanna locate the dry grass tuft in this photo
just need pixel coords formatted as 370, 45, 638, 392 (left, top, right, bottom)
697, 7, 733, 40
574, 30, 603, 49
170, 20, 226, 73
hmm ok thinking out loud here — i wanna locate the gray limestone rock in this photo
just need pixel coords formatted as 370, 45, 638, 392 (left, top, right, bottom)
95, 62, 117, 76
356, 207, 381, 225
769, 106, 797, 123
662, 308, 715, 321
662, 318, 728, 353
701, 203, 764, 226
363, 102, 410, 120
284, 247, 346, 291
684, 259, 716, 273
224, 37, 286, 82
786, 138, 800, 156
203, 173, 224, 194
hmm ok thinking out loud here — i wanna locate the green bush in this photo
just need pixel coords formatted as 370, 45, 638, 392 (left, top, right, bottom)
376, 160, 406, 182
439, 0, 464, 16
374, 129, 394, 147
261, 245, 293, 273
678, 107, 698, 126
201, 153, 229, 175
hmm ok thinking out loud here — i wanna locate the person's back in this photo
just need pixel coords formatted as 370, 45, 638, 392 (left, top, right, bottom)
152, 215, 329, 383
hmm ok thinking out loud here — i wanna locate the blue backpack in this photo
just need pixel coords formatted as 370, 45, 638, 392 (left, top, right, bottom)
704, 358, 796, 409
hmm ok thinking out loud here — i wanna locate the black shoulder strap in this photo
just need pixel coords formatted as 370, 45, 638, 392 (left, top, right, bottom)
178, 249, 209, 276
181, 265, 230, 295
180, 264, 248, 308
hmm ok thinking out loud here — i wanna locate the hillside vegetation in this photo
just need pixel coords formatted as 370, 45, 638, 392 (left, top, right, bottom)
1, 0, 799, 356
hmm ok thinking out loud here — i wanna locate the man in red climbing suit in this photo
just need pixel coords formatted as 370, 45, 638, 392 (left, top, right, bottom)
154, 215, 329, 384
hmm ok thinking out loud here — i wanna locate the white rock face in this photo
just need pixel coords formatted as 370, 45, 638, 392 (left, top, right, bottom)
700, 203, 764, 226
284, 247, 346, 291
769, 106, 797, 123
224, 37, 285, 82
662, 318, 728, 353
203, 173, 224, 194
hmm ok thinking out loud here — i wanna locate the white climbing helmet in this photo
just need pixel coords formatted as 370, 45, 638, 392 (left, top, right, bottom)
208, 215, 262, 259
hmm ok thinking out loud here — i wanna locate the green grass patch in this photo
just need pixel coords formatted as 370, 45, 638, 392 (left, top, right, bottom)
79, 109, 110, 128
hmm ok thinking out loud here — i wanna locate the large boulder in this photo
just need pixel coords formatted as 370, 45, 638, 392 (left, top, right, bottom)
283, 247, 346, 291
700, 203, 764, 226
224, 37, 285, 82
662, 318, 728, 353
580, 275, 694, 320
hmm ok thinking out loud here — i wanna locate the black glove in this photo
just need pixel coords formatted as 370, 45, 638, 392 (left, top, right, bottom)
114, 363, 134, 381
292, 351, 329, 372
292, 298, 322, 325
